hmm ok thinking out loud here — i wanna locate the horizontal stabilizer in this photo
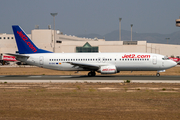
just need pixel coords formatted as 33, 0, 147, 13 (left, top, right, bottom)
6, 53, 29, 58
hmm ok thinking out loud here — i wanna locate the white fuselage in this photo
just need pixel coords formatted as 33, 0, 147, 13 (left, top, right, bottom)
16, 53, 177, 72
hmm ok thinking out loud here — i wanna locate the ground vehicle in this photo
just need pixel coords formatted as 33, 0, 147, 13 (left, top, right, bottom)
0, 55, 15, 65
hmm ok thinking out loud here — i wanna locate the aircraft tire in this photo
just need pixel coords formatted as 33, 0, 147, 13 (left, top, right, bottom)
88, 71, 96, 77
88, 72, 92, 77
156, 73, 160, 77
92, 71, 96, 76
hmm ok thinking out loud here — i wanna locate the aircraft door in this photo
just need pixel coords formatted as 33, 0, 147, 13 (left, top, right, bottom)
152, 56, 157, 65
39, 56, 44, 65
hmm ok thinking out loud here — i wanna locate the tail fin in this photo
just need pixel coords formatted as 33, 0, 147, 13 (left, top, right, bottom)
12, 25, 52, 54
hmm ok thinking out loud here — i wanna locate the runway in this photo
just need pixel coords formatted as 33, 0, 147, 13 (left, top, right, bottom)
0, 75, 180, 83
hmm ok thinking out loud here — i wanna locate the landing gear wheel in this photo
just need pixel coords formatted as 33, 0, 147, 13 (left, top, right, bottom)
88, 71, 96, 77
92, 72, 96, 76
156, 73, 160, 77
88, 72, 92, 77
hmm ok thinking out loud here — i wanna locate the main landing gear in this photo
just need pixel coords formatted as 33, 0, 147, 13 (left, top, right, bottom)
88, 71, 96, 77
156, 73, 160, 77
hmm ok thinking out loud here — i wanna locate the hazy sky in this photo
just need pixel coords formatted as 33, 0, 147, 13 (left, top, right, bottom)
1, 0, 180, 35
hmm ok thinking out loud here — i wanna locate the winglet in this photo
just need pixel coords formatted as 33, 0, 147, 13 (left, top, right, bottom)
12, 25, 52, 54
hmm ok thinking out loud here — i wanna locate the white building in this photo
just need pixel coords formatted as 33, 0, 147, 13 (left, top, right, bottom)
0, 28, 180, 58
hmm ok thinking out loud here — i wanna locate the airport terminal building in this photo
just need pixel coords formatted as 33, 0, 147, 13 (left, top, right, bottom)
0, 28, 180, 58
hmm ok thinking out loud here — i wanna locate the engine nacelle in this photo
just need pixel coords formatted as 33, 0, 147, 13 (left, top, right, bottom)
99, 65, 117, 74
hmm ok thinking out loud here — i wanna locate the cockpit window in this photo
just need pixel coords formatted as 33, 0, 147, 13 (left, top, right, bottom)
162, 56, 170, 60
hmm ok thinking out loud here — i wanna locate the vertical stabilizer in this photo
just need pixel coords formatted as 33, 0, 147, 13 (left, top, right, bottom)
12, 25, 52, 54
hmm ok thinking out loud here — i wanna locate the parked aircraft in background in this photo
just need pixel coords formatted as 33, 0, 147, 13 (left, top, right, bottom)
169, 57, 180, 63
7, 25, 177, 77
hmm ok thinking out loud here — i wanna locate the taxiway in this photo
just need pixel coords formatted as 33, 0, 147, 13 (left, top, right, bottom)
0, 75, 180, 83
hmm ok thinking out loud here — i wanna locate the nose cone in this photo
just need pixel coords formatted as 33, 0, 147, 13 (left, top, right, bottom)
165, 60, 177, 69
171, 61, 177, 67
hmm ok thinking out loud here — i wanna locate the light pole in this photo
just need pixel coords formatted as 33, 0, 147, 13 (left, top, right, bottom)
131, 24, 133, 41
165, 38, 170, 44
119, 18, 122, 41
51, 13, 58, 52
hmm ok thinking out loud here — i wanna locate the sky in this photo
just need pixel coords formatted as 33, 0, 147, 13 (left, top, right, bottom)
0, 0, 180, 35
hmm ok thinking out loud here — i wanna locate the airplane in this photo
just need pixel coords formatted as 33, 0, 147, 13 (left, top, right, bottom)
7, 25, 177, 77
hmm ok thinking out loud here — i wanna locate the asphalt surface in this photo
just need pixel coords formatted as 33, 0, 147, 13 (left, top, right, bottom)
0, 75, 180, 83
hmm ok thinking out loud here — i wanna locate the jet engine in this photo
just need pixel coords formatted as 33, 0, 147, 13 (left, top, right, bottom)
98, 65, 117, 74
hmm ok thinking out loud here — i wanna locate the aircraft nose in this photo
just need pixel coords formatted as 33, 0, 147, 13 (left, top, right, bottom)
172, 61, 177, 67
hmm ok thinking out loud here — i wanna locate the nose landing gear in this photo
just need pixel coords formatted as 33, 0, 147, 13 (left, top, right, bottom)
156, 70, 165, 77
156, 73, 160, 77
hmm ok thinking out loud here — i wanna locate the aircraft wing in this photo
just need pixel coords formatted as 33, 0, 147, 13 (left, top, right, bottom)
66, 62, 100, 70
